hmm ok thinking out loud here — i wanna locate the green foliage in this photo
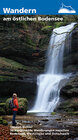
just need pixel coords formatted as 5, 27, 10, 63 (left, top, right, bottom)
73, 111, 78, 115
0, 57, 26, 70
63, 15, 78, 23
41, 26, 53, 33
67, 111, 78, 115
0, 57, 39, 81
0, 107, 6, 115
54, 22, 65, 28
51, 112, 56, 115
2, 120, 8, 125
0, 103, 6, 108
0, 75, 18, 81
25, 36, 36, 48
0, 103, 6, 115
0, 56, 41, 79
0, 117, 8, 125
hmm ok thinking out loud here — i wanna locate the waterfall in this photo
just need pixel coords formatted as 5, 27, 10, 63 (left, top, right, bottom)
28, 23, 76, 113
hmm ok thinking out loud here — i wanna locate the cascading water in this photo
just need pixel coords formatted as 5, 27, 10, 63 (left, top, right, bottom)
28, 23, 76, 113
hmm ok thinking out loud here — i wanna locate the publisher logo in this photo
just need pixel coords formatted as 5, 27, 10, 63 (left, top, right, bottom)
58, 3, 76, 13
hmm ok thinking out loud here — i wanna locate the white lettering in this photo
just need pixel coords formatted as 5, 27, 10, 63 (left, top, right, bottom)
3, 8, 37, 14
3, 8, 11, 13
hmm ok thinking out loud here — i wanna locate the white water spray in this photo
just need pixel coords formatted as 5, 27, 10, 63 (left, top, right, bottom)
28, 23, 76, 113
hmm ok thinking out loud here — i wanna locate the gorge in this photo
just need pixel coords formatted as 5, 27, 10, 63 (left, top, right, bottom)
0, 16, 78, 114
0, 16, 78, 140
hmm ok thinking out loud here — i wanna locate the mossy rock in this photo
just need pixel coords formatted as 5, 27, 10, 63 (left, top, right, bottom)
0, 107, 6, 115
58, 98, 78, 113
0, 103, 6, 109
17, 98, 28, 115
0, 117, 3, 124
68, 111, 78, 115
73, 111, 78, 115
2, 120, 8, 125
0, 102, 6, 115
51, 112, 56, 115
6, 98, 28, 115
5, 98, 13, 115
60, 75, 78, 98
0, 98, 7, 103
0, 117, 8, 125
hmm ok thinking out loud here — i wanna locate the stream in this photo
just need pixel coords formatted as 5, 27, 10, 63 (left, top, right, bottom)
4, 113, 78, 140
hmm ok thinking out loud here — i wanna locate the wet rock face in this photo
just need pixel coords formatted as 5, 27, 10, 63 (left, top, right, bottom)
0, 17, 52, 100
60, 75, 78, 98
0, 80, 36, 99
58, 27, 78, 113
0, 19, 50, 67
63, 27, 78, 73
59, 74, 78, 113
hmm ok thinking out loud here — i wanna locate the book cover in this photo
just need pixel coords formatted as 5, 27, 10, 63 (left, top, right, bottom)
0, 0, 78, 140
